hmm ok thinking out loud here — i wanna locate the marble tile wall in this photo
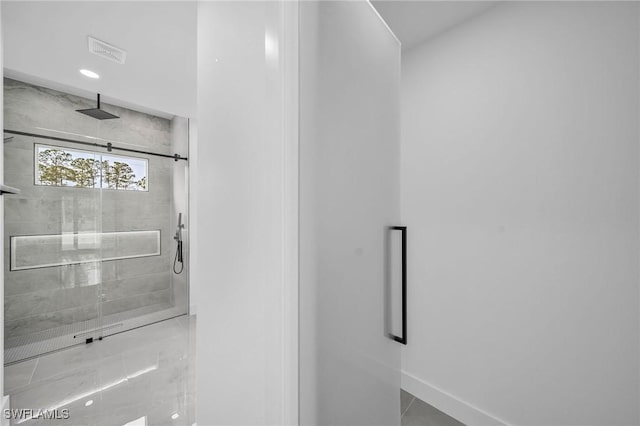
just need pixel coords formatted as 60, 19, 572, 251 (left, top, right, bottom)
3, 78, 185, 347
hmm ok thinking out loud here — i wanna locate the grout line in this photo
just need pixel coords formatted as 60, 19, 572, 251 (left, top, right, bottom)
401, 395, 416, 418
28, 357, 39, 385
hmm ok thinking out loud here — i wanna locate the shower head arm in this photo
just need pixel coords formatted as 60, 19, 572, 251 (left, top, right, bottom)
76, 93, 119, 120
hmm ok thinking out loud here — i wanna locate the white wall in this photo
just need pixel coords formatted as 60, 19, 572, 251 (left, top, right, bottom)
195, 2, 297, 424
1, 1, 197, 119
401, 2, 639, 425
0, 4, 6, 418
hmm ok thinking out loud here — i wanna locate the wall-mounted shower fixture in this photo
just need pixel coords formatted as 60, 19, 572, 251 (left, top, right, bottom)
76, 94, 119, 120
173, 212, 185, 274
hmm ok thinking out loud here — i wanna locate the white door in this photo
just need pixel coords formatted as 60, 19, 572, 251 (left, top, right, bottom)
299, 2, 403, 425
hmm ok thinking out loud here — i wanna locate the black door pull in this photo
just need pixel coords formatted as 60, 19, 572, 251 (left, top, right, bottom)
389, 226, 407, 345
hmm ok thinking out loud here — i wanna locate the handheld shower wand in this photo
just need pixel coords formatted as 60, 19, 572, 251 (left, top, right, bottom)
173, 213, 184, 274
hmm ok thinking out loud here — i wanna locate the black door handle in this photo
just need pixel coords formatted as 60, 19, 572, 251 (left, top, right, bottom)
389, 226, 407, 345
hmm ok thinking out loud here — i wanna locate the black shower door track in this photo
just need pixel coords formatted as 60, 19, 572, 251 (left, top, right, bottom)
4, 129, 188, 162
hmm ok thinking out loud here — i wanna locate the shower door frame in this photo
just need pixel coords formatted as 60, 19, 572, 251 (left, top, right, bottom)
2, 121, 190, 364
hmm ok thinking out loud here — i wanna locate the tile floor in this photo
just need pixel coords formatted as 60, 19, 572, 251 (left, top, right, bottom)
4, 315, 195, 426
5, 316, 461, 426
401, 390, 465, 426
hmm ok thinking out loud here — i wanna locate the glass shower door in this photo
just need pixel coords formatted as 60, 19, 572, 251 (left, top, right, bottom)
4, 127, 104, 363
3, 77, 190, 364
93, 113, 189, 341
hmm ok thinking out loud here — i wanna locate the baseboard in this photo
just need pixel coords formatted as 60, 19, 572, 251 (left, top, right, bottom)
401, 370, 509, 426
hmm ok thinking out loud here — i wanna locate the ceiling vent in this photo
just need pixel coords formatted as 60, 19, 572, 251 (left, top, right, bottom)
88, 36, 127, 64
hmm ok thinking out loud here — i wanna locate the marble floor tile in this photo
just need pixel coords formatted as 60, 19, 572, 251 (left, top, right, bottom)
29, 339, 114, 383
401, 389, 415, 417
401, 391, 465, 426
4, 358, 38, 393
5, 315, 195, 426
9, 316, 457, 426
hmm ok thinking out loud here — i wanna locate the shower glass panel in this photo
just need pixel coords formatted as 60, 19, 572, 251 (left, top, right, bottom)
3, 78, 189, 363
93, 107, 190, 342
4, 131, 104, 363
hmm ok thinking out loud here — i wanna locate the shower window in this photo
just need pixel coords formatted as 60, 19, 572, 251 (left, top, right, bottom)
35, 144, 149, 191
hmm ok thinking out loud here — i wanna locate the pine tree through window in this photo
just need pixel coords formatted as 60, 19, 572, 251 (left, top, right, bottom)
35, 144, 149, 191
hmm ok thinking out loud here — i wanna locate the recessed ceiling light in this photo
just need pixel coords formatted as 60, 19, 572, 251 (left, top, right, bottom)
171, 413, 179, 420
80, 69, 100, 79
85, 399, 93, 407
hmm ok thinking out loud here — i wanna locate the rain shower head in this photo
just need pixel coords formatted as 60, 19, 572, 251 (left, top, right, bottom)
76, 94, 119, 120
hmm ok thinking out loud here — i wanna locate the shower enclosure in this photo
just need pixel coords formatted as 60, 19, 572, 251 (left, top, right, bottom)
3, 78, 189, 363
